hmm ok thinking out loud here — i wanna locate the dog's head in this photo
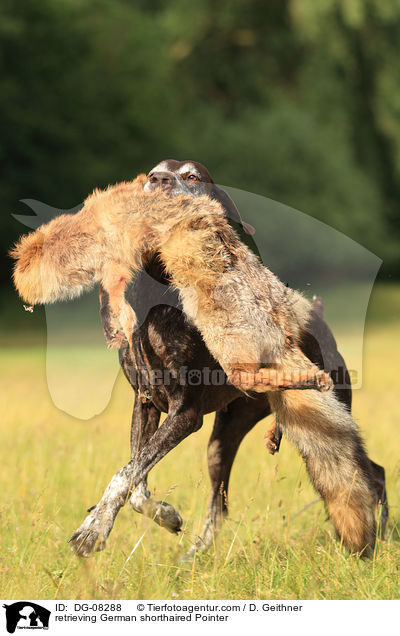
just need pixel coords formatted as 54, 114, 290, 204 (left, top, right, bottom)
144, 159, 254, 236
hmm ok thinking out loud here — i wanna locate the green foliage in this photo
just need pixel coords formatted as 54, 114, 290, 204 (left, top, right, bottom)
2, 0, 400, 285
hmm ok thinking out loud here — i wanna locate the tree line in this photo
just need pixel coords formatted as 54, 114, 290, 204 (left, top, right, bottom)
1, 0, 399, 288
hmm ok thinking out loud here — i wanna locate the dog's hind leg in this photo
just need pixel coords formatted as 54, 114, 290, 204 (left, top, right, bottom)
183, 395, 271, 560
128, 397, 183, 534
68, 406, 202, 556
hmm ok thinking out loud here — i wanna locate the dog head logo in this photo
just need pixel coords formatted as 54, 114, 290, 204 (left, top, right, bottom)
2, 602, 50, 633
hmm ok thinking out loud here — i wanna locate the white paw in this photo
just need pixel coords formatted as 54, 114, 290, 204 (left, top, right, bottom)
68, 506, 114, 557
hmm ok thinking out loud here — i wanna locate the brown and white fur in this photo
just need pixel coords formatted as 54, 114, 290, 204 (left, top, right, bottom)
11, 173, 379, 555
11, 174, 330, 392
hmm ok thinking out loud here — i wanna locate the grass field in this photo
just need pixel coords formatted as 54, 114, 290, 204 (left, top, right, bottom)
0, 284, 399, 600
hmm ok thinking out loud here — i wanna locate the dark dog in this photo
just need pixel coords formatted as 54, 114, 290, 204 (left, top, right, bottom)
68, 160, 388, 558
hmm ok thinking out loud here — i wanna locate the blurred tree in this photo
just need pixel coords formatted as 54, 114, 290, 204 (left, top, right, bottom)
1, 0, 399, 291
289, 0, 400, 266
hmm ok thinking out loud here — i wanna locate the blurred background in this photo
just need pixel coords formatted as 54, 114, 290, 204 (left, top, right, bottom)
2, 0, 400, 292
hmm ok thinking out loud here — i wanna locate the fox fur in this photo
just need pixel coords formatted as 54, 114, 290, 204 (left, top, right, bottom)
11, 174, 327, 386
11, 173, 377, 553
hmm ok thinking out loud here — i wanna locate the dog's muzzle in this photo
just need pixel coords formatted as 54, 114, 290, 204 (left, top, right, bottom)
144, 171, 192, 196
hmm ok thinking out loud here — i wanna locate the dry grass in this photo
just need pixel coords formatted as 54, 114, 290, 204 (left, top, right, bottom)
0, 284, 399, 600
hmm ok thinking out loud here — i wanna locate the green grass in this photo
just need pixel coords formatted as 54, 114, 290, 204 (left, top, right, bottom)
1, 284, 400, 600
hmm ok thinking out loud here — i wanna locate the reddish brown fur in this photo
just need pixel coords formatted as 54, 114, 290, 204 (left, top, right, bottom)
11, 174, 377, 553
10, 175, 329, 389
268, 389, 376, 554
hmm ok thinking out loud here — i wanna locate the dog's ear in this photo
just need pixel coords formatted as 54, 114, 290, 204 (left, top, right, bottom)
211, 184, 261, 262
211, 185, 255, 236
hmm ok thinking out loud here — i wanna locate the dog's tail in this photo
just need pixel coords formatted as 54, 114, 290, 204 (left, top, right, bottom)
10, 217, 96, 306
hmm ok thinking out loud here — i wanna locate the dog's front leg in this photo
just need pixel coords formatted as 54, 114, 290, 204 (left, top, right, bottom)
68, 463, 133, 557
129, 397, 183, 534
68, 406, 202, 556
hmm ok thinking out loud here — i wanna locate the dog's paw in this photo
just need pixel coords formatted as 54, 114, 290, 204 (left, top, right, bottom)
131, 496, 183, 534
151, 501, 183, 534
68, 507, 114, 557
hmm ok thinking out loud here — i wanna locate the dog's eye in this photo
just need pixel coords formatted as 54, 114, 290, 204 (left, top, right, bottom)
187, 174, 199, 181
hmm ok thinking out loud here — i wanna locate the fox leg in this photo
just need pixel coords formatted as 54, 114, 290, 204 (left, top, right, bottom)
98, 285, 127, 348
229, 365, 333, 392
115, 298, 138, 349
228, 345, 333, 393
268, 390, 377, 555
264, 419, 282, 455
102, 264, 138, 349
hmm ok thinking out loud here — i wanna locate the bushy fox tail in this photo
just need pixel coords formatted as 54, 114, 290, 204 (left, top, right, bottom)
10, 220, 96, 305
269, 389, 377, 555
10, 230, 50, 305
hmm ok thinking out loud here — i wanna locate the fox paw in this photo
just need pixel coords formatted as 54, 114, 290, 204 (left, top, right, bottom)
314, 370, 334, 392
106, 329, 128, 349
264, 424, 281, 455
